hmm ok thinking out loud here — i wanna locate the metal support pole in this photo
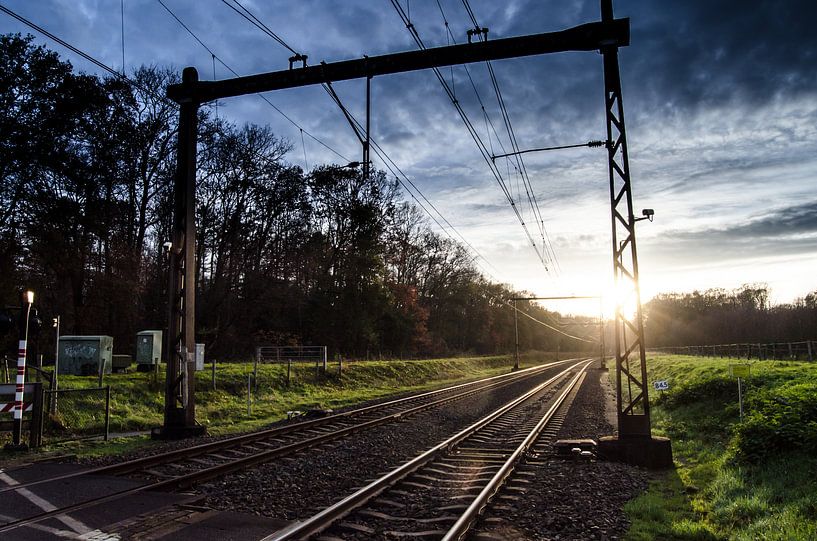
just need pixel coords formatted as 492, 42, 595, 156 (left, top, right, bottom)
364, 75, 371, 179
254, 347, 259, 383
513, 299, 520, 370
31, 382, 42, 448
104, 385, 111, 441
51, 315, 59, 414
157, 67, 205, 439
599, 298, 605, 367
247, 374, 252, 416
601, 0, 651, 438
97, 353, 104, 388
737, 377, 743, 420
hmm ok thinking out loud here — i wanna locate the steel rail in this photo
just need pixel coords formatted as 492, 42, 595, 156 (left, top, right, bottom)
0, 359, 572, 496
262, 359, 590, 541
442, 365, 590, 540
0, 360, 576, 534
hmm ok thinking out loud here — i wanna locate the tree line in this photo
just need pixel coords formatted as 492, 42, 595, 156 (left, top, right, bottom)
644, 284, 817, 347
0, 34, 599, 361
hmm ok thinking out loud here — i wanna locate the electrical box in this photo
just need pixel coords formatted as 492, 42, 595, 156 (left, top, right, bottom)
58, 336, 113, 376
195, 343, 205, 371
112, 354, 132, 372
136, 330, 162, 366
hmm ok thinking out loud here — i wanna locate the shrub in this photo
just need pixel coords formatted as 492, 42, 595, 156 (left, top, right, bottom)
732, 382, 817, 463
665, 376, 736, 407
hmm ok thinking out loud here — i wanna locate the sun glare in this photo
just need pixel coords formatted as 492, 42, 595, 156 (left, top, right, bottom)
601, 280, 639, 320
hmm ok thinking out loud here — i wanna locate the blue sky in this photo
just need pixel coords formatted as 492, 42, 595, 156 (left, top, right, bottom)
2, 0, 816, 316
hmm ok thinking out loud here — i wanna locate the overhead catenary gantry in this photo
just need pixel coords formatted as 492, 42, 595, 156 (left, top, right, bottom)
160, 0, 668, 464
509, 296, 602, 371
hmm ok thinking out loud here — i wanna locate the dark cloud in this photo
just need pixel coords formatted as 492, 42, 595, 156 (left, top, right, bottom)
647, 200, 817, 261
619, 0, 817, 111
497, 0, 817, 124
3, 0, 817, 298
708, 201, 817, 238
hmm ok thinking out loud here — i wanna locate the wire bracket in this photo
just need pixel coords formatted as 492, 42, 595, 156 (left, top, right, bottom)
467, 26, 489, 43
288, 53, 308, 69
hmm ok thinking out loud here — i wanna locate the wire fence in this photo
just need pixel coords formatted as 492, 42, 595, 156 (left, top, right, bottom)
650, 340, 815, 361
254, 346, 330, 385
42, 386, 110, 443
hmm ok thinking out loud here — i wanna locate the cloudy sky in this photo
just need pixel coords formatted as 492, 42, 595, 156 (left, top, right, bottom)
2, 0, 816, 316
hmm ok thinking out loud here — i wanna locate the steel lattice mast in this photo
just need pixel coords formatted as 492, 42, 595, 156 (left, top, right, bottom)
600, 0, 651, 438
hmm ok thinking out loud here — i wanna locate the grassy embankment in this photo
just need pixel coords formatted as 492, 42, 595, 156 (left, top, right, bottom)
14, 351, 562, 456
625, 354, 817, 540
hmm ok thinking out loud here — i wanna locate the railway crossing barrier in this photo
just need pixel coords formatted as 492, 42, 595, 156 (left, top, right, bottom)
0, 382, 43, 448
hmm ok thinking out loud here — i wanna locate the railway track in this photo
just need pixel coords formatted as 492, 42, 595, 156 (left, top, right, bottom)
0, 358, 576, 534
264, 359, 591, 541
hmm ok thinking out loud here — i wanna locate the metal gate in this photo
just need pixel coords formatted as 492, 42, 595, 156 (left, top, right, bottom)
42, 386, 111, 443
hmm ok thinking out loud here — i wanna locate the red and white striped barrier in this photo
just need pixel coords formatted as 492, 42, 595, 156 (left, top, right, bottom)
15, 339, 26, 421
0, 402, 33, 413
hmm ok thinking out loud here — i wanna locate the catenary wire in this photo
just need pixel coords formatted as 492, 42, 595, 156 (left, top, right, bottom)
508, 301, 597, 343
154, 0, 350, 163
389, 0, 550, 271
220, 0, 504, 279
460, 0, 560, 272
0, 3, 159, 98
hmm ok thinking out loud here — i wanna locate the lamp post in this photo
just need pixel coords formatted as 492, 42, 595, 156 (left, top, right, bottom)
7, 289, 34, 450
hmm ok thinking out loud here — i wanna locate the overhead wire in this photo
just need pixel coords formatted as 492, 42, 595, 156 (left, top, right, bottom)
120, 0, 125, 74
0, 3, 173, 105
300, 129, 309, 171
434, 1, 524, 181
459, 0, 560, 273
389, 0, 550, 271
220, 0, 504, 280
154, 0, 351, 163
219, 0, 297, 55
508, 301, 597, 343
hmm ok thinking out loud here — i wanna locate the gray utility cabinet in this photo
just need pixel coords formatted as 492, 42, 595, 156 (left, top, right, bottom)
58, 336, 113, 376
195, 343, 205, 371
136, 330, 162, 366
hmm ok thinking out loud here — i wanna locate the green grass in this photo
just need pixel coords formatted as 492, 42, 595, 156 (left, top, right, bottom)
624, 354, 817, 540
3, 351, 561, 457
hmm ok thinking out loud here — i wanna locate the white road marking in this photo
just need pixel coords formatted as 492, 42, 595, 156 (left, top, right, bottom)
0, 511, 76, 538
0, 470, 92, 534
77, 529, 121, 540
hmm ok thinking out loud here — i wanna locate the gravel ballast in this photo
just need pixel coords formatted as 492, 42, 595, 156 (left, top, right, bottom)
71, 361, 649, 539
198, 366, 573, 520
474, 367, 650, 540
